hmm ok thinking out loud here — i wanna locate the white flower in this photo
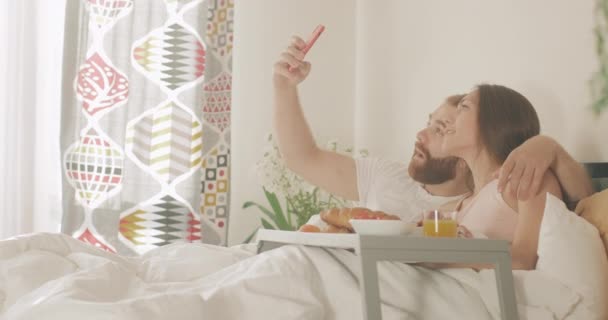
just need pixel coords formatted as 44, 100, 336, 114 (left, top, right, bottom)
325, 139, 338, 152
254, 133, 368, 201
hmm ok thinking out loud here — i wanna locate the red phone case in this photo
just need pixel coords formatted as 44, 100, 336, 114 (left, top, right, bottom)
289, 25, 325, 71
302, 24, 325, 54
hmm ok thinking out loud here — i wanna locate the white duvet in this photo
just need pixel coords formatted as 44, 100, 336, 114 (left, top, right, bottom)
0, 231, 588, 320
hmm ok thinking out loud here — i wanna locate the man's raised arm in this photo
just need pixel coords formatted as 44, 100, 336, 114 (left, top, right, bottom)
272, 36, 358, 200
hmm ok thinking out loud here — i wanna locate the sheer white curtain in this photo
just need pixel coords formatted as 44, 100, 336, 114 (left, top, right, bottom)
0, 0, 66, 239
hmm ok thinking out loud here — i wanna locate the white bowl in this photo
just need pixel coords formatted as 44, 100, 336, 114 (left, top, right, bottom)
349, 219, 416, 235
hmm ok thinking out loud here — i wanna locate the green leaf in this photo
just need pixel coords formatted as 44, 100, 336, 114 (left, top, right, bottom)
243, 227, 259, 243
285, 196, 297, 217
261, 218, 276, 230
592, 0, 608, 115
242, 200, 290, 230
243, 201, 274, 217
284, 196, 293, 227
263, 188, 293, 230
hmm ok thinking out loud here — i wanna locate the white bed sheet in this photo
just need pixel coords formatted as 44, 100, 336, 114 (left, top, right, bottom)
0, 232, 588, 320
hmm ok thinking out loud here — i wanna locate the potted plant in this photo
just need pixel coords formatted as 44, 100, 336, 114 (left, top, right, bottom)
242, 134, 368, 242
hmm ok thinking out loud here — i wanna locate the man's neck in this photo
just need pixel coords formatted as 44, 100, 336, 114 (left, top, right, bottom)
423, 178, 471, 197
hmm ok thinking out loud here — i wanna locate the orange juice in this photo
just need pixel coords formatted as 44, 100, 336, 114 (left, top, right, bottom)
423, 219, 458, 237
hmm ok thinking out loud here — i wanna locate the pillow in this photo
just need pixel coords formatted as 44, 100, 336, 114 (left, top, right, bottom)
575, 189, 608, 258
536, 194, 608, 319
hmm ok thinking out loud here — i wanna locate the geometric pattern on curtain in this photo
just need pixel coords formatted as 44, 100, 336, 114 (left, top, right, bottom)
61, 0, 233, 255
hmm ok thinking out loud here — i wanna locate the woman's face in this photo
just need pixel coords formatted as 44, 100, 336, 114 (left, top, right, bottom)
441, 89, 481, 158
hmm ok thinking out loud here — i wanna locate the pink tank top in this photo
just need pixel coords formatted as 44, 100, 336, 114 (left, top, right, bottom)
455, 180, 518, 242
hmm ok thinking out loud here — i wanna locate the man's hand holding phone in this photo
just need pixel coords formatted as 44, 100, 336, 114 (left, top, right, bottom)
273, 25, 325, 88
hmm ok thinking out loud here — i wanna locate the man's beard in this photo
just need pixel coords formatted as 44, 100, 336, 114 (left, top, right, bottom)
408, 144, 459, 185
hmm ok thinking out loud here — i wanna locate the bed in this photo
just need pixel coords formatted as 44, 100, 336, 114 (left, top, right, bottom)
0, 164, 606, 320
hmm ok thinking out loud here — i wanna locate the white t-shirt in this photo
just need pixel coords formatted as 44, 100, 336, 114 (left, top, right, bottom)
355, 157, 463, 221
306, 157, 462, 227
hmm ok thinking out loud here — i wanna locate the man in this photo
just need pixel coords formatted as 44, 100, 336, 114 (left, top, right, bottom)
272, 35, 593, 226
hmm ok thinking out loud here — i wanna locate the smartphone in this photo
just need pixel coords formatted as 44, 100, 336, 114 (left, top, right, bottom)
289, 24, 325, 71
301, 24, 325, 54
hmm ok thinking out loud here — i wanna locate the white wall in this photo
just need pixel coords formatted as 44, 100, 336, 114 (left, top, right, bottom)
230, 0, 356, 244
230, 0, 608, 245
355, 0, 607, 163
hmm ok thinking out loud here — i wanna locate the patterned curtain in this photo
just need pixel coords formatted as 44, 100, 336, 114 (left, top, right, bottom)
60, 0, 233, 255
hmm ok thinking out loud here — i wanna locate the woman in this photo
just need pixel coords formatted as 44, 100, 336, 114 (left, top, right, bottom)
440, 84, 562, 270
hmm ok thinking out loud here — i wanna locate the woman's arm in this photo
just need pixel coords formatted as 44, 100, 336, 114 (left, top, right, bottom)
420, 171, 562, 271
509, 170, 562, 269
552, 145, 594, 208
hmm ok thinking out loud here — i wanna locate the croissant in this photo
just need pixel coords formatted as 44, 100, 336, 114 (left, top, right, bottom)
321, 224, 351, 234
297, 223, 352, 234
298, 224, 321, 233
320, 207, 400, 231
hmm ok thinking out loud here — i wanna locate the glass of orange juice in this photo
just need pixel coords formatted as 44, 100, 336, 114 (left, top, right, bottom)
422, 210, 458, 238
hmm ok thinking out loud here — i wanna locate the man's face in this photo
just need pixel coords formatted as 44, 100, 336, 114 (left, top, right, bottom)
408, 102, 460, 185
